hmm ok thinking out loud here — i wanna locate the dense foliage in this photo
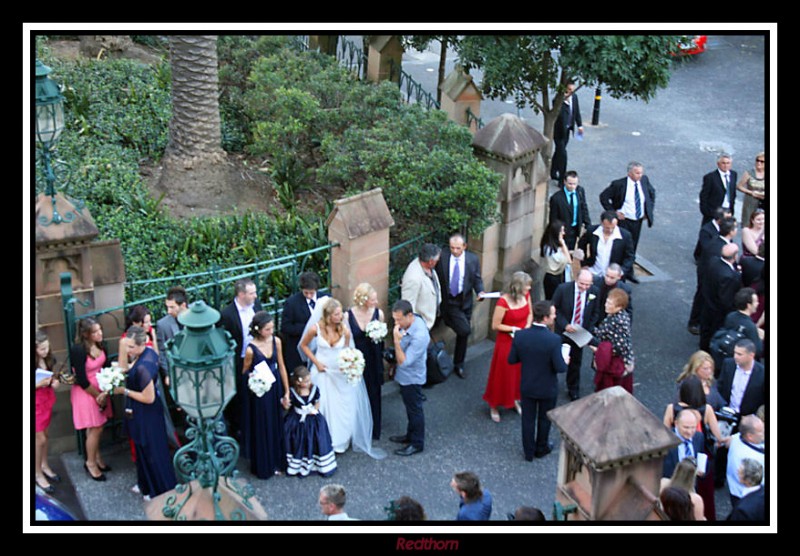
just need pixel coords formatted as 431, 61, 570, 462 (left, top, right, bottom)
34, 35, 500, 309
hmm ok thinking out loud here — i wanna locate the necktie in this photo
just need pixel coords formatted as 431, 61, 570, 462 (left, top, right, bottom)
634, 181, 642, 220
569, 191, 577, 226
450, 258, 461, 297
683, 439, 693, 459
308, 299, 315, 310
573, 292, 582, 326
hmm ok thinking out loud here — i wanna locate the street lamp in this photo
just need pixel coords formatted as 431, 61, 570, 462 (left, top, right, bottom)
34, 59, 82, 226
164, 300, 258, 520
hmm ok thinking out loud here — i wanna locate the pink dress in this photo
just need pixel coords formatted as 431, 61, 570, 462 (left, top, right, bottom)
70, 351, 113, 430
35, 373, 56, 432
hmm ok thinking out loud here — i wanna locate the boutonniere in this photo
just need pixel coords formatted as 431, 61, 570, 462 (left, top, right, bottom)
588, 294, 596, 302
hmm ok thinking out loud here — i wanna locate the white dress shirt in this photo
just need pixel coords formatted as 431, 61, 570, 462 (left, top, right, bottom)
620, 177, 646, 220
718, 169, 731, 209
235, 298, 256, 358
589, 225, 623, 277
730, 364, 754, 414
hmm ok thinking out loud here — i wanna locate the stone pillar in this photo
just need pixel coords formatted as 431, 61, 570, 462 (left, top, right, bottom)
440, 67, 482, 133
472, 114, 549, 312
35, 192, 126, 452
367, 35, 403, 84
326, 189, 395, 311
308, 35, 338, 55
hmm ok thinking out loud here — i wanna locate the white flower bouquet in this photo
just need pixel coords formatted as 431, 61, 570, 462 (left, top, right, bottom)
338, 347, 365, 386
365, 320, 388, 344
96, 366, 125, 393
248, 361, 275, 398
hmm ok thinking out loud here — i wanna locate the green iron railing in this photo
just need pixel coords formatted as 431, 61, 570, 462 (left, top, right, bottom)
60, 242, 337, 453
387, 232, 432, 307
466, 106, 484, 131
389, 58, 441, 111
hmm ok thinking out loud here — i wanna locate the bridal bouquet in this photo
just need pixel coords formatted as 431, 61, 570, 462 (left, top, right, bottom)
248, 361, 276, 398
338, 347, 365, 386
96, 365, 125, 394
365, 320, 388, 344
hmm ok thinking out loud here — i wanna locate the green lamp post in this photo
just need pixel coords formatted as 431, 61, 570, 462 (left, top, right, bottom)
34, 59, 73, 226
163, 300, 258, 520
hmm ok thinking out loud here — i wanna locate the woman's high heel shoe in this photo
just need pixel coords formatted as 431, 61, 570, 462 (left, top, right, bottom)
42, 470, 62, 483
35, 477, 55, 494
84, 462, 107, 482
96, 462, 112, 472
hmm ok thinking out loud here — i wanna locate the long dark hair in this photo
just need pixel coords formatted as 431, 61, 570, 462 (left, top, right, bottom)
76, 317, 104, 358
540, 219, 564, 258
34, 331, 57, 371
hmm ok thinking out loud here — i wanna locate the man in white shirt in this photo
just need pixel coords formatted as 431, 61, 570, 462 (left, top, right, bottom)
700, 153, 738, 225
599, 162, 657, 283
726, 415, 765, 506
577, 211, 636, 281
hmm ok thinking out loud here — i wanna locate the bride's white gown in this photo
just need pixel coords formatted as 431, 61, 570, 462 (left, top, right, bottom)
311, 329, 379, 456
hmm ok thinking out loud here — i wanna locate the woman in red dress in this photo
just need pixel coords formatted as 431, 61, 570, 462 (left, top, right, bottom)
482, 272, 533, 422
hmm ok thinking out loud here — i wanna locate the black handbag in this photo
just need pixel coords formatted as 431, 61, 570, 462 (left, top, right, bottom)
425, 341, 453, 386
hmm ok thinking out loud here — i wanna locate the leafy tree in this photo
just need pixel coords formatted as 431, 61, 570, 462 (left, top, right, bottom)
401, 35, 462, 105
456, 35, 684, 169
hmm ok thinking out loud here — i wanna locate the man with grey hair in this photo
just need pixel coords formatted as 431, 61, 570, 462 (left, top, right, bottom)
727, 458, 765, 521
599, 161, 657, 283
401, 243, 442, 330
725, 414, 765, 507
700, 153, 738, 226
319, 484, 358, 520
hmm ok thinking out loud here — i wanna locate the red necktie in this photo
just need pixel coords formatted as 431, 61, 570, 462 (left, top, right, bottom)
574, 293, 582, 325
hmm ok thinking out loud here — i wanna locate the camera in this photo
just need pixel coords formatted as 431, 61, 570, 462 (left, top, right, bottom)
382, 347, 397, 364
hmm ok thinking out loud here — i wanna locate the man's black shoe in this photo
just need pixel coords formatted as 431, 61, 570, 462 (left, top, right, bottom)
454, 366, 465, 379
389, 435, 410, 444
627, 275, 640, 284
687, 324, 700, 335
394, 444, 423, 456
568, 391, 580, 401
534, 444, 553, 458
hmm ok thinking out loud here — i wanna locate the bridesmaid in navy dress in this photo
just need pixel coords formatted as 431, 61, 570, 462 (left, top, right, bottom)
114, 326, 177, 498
242, 311, 291, 479
347, 283, 385, 440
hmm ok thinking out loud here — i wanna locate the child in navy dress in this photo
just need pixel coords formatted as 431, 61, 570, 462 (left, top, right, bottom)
284, 367, 337, 477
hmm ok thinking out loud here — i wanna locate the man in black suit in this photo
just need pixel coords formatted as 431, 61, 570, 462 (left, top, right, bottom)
700, 242, 742, 353
577, 210, 636, 281
662, 409, 706, 479
551, 268, 599, 401
700, 153, 738, 226
718, 339, 765, 416
599, 162, 656, 283
588, 263, 633, 329
549, 170, 591, 249
689, 215, 737, 335
219, 278, 262, 444
435, 233, 485, 379
550, 80, 583, 182
507, 300, 568, 460
693, 207, 732, 263
280, 271, 327, 375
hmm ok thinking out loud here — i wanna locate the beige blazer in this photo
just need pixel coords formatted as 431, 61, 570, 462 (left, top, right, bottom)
401, 258, 441, 330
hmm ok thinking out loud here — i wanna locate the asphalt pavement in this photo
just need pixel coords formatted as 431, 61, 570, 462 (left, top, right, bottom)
37, 33, 770, 529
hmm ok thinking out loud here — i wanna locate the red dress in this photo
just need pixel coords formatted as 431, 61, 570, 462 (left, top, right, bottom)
483, 295, 531, 409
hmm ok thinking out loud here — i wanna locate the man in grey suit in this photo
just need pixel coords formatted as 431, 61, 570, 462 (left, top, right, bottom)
508, 300, 568, 461
156, 285, 189, 448
401, 243, 442, 331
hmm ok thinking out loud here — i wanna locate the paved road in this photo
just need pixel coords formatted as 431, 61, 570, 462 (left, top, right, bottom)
40, 34, 770, 530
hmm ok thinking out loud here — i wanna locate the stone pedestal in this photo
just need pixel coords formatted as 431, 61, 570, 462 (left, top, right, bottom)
367, 35, 403, 84
472, 114, 549, 303
548, 387, 681, 521
326, 189, 395, 311
440, 68, 482, 133
34, 192, 126, 452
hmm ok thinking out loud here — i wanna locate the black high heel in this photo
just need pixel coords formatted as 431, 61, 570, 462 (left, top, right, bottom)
96, 463, 112, 472
83, 462, 107, 482
43, 470, 62, 483
36, 477, 55, 494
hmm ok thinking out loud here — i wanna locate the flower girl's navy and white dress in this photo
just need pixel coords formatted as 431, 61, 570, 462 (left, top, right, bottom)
284, 385, 337, 477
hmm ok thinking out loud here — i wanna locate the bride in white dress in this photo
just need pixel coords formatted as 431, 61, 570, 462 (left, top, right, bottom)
298, 297, 385, 459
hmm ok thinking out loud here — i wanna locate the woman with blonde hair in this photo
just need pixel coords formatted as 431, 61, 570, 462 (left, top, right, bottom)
346, 283, 386, 440
675, 350, 725, 411
299, 298, 385, 459
736, 151, 765, 228
482, 271, 533, 422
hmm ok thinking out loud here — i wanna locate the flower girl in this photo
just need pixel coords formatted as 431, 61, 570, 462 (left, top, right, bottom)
284, 367, 337, 477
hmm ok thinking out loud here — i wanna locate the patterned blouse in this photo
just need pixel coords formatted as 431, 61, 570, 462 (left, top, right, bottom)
594, 311, 634, 367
